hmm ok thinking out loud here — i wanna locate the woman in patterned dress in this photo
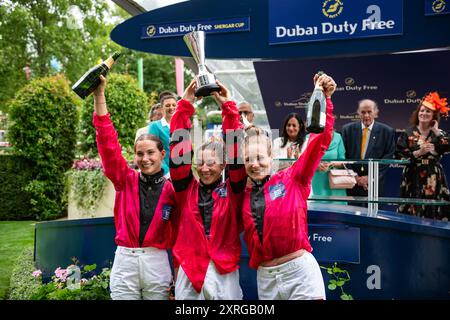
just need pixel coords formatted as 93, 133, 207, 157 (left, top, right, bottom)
396, 92, 450, 221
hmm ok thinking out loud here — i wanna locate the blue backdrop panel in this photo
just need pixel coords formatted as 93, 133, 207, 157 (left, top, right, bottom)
307, 207, 450, 300
268, 0, 403, 45
35, 209, 450, 300
34, 218, 116, 276
253, 49, 450, 198
253, 50, 450, 132
110, 0, 450, 59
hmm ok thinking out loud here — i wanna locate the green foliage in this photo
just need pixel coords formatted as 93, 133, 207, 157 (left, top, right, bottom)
0, 0, 118, 113
116, 50, 177, 95
7, 75, 79, 220
0, 112, 7, 130
25, 179, 67, 221
321, 262, 353, 300
8, 248, 42, 300
207, 113, 223, 124
30, 261, 111, 300
65, 169, 107, 213
0, 155, 34, 220
0, 221, 35, 299
111, 45, 195, 100
78, 73, 149, 157
0, 1, 190, 116
0, 4, 30, 111
193, 105, 208, 130
198, 96, 221, 129
8, 75, 79, 167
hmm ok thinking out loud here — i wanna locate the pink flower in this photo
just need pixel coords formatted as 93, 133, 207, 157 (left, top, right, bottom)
54, 267, 68, 281
32, 270, 42, 278
72, 157, 103, 171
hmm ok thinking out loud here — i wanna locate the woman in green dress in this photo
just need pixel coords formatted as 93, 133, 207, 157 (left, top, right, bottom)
310, 130, 347, 204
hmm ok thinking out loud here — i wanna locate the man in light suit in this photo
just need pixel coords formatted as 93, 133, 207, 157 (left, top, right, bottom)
341, 99, 395, 206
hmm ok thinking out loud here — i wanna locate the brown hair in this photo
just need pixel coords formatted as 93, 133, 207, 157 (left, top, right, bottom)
244, 125, 272, 157
134, 134, 164, 153
159, 90, 177, 106
409, 97, 440, 126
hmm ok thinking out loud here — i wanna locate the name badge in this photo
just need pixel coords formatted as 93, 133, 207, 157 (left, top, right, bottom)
215, 185, 228, 198
269, 183, 286, 201
162, 204, 173, 221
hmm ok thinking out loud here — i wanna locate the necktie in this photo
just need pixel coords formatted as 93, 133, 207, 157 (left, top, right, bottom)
361, 127, 368, 159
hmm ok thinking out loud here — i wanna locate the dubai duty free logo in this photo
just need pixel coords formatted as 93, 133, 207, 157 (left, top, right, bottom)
322, 0, 344, 18
406, 90, 417, 99
432, 0, 446, 13
146, 25, 156, 37
345, 77, 355, 86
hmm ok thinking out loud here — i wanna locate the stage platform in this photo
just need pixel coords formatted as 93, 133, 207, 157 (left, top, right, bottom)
35, 204, 450, 300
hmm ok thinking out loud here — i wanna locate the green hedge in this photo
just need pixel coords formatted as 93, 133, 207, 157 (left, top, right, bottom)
7, 75, 79, 220
7, 248, 41, 300
0, 155, 34, 220
78, 73, 149, 158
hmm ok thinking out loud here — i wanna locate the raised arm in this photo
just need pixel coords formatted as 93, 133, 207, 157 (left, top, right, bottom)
169, 80, 196, 192
212, 81, 243, 133
290, 74, 336, 186
92, 75, 129, 190
212, 81, 246, 194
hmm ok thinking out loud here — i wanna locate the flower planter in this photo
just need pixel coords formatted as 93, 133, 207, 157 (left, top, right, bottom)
68, 177, 115, 220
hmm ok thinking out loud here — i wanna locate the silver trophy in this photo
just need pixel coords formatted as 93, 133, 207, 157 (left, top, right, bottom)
183, 31, 220, 97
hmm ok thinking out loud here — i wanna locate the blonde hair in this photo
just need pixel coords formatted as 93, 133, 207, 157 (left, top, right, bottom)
244, 125, 272, 157
197, 136, 226, 163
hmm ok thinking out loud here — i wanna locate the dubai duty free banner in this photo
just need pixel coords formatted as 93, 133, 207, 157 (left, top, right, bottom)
253, 50, 450, 132
268, 0, 403, 45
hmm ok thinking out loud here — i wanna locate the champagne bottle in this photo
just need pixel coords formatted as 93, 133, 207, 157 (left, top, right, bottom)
306, 71, 326, 133
72, 51, 121, 99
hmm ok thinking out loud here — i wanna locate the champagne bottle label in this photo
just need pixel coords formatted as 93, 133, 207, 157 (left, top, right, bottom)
306, 87, 326, 133
72, 51, 121, 99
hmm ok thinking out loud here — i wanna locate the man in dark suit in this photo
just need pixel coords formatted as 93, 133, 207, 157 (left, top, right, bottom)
341, 99, 396, 206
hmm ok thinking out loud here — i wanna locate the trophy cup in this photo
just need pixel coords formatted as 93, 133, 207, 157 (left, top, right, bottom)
183, 31, 220, 97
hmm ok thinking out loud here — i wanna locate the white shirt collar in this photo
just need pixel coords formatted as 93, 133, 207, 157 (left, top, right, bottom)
361, 121, 375, 131
160, 117, 169, 127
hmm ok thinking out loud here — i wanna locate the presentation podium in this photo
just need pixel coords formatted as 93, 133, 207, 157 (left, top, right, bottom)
35, 158, 450, 299
274, 158, 450, 215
